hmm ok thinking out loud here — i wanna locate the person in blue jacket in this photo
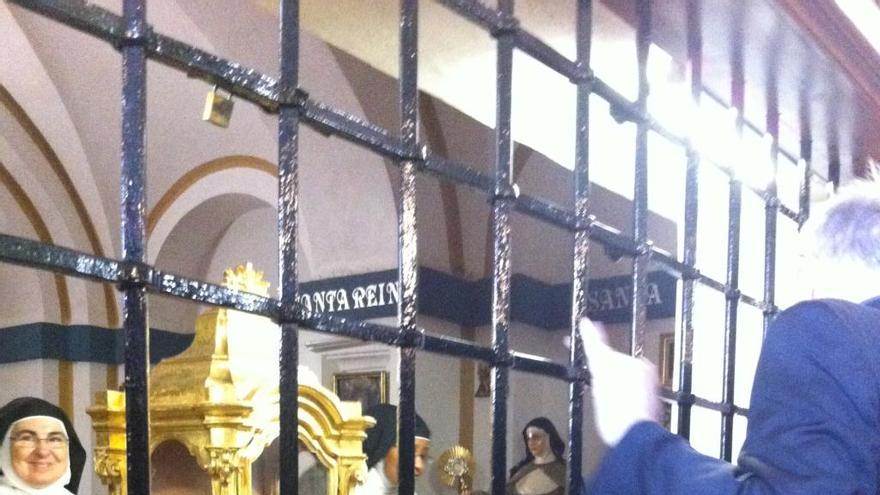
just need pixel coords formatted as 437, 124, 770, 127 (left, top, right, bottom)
581, 178, 880, 494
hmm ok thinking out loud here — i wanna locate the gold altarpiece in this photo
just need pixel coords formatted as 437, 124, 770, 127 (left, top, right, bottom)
88, 264, 374, 495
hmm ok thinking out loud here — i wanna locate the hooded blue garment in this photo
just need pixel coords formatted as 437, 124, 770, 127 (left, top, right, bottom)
584, 297, 880, 494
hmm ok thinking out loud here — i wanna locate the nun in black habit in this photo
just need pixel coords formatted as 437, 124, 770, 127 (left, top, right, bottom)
0, 397, 86, 494
355, 403, 431, 495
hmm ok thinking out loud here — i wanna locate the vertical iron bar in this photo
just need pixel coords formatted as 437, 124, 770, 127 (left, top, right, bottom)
630, 0, 652, 358
720, 169, 742, 462
568, 0, 592, 491
677, 0, 702, 440
827, 99, 841, 190
277, 0, 300, 493
119, 0, 150, 493
491, 1, 515, 494
720, 21, 745, 459
398, 1, 420, 493
798, 93, 812, 227
828, 142, 841, 191
763, 83, 779, 334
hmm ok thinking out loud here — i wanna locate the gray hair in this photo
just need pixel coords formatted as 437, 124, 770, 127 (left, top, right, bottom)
812, 179, 880, 268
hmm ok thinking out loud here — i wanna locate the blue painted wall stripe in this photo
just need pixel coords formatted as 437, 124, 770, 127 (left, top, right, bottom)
299, 267, 676, 327
0, 323, 192, 365
0, 268, 675, 364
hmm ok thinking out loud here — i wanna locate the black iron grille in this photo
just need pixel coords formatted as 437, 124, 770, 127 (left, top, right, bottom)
0, 0, 818, 494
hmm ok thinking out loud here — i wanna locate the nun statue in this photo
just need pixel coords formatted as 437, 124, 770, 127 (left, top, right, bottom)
506, 417, 566, 495
0, 397, 86, 495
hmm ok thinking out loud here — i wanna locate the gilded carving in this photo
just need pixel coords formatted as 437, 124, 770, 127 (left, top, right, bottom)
205, 446, 241, 488
222, 262, 270, 296
88, 264, 373, 495
93, 447, 125, 495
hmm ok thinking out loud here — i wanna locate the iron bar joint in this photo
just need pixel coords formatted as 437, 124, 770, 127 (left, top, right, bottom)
570, 62, 594, 86
609, 104, 647, 126
719, 402, 739, 416
117, 261, 153, 290
761, 303, 779, 317
573, 214, 596, 233
725, 287, 741, 301
403, 144, 429, 167
493, 349, 514, 368
397, 328, 424, 349
675, 391, 696, 407
636, 240, 654, 257
569, 365, 590, 384
280, 304, 300, 326
492, 183, 520, 203
280, 87, 309, 110
489, 15, 519, 38
681, 265, 700, 281
118, 23, 151, 49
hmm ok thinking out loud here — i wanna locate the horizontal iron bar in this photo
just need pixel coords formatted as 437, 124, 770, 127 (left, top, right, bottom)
151, 269, 278, 317
648, 250, 771, 313
511, 351, 586, 381
777, 202, 799, 222
298, 97, 416, 159
2, 234, 759, 410
696, 272, 727, 293
650, 248, 692, 277
0, 234, 279, 317
514, 193, 579, 231
150, 35, 280, 109
2, 225, 775, 325
659, 388, 749, 417
590, 221, 640, 257
0, 233, 587, 380
422, 155, 496, 191
0, 234, 121, 283
513, 29, 587, 82
738, 292, 759, 308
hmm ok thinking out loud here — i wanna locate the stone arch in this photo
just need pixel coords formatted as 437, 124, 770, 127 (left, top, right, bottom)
1, 3, 117, 325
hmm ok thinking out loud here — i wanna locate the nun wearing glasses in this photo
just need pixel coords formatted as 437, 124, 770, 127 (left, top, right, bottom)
0, 397, 86, 494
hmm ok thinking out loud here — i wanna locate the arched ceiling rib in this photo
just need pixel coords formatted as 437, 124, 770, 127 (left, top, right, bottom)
0, 160, 70, 323
0, 86, 119, 326
2, 2, 114, 257
147, 156, 276, 238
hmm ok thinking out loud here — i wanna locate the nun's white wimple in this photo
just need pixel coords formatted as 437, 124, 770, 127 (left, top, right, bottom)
0, 416, 72, 495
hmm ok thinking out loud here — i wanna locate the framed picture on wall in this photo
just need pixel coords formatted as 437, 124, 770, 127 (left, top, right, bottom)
333, 370, 388, 412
